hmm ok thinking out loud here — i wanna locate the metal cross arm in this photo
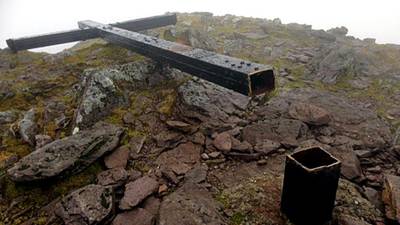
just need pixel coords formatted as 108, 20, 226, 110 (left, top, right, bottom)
6, 14, 177, 52
78, 20, 275, 96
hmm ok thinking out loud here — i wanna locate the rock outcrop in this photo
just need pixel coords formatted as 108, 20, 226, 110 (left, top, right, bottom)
8, 122, 123, 182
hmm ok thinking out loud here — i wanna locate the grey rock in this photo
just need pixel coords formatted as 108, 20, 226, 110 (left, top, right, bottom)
0, 110, 18, 124
35, 135, 53, 149
8, 122, 123, 182
178, 79, 249, 122
327, 26, 348, 36
119, 176, 159, 210
159, 182, 226, 225
18, 108, 37, 146
328, 145, 363, 181
55, 184, 113, 225
0, 81, 15, 100
73, 68, 123, 130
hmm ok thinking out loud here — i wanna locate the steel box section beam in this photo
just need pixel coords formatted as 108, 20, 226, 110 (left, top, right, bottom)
79, 20, 275, 96
6, 14, 177, 52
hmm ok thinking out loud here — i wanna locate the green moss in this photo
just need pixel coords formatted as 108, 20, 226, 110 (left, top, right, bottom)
231, 212, 247, 225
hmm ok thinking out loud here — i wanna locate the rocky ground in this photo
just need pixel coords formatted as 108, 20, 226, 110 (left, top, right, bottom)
0, 12, 399, 225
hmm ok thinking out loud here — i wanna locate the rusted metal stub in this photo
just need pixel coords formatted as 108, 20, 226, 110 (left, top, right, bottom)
6, 14, 177, 52
281, 147, 341, 225
79, 20, 275, 96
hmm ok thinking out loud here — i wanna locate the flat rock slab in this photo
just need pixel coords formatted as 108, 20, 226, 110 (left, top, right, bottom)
159, 182, 226, 225
104, 145, 130, 169
242, 118, 309, 147
112, 208, 155, 225
156, 142, 202, 175
382, 174, 400, 223
8, 122, 123, 182
55, 184, 113, 225
119, 176, 159, 210
288, 102, 331, 125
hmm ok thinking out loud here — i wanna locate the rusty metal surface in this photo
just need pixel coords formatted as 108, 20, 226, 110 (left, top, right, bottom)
79, 20, 275, 96
281, 147, 341, 225
6, 14, 177, 52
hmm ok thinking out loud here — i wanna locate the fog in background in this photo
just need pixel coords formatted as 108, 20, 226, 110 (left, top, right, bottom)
1, 0, 399, 53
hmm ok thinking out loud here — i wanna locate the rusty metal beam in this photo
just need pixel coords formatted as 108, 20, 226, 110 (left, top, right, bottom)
78, 20, 275, 96
6, 14, 177, 52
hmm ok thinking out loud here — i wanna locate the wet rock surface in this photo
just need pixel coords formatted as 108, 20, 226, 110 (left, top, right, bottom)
7, 122, 123, 181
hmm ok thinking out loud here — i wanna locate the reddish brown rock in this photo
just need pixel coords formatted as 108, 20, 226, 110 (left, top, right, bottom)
156, 142, 202, 176
104, 145, 130, 169
288, 102, 331, 125
337, 214, 372, 225
119, 176, 159, 210
143, 196, 161, 216
97, 167, 129, 187
382, 174, 400, 223
213, 132, 232, 152
166, 120, 192, 132
112, 208, 155, 225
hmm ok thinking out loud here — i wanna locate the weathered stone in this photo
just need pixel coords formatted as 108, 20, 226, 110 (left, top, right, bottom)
119, 176, 159, 210
337, 214, 372, 225
328, 145, 363, 181
242, 119, 309, 146
166, 120, 192, 133
34, 134, 52, 149
112, 208, 155, 225
0, 110, 18, 124
159, 182, 226, 225
363, 187, 382, 210
231, 138, 252, 152
73, 68, 124, 130
213, 132, 232, 152
8, 122, 123, 182
55, 184, 113, 225
288, 102, 331, 125
104, 145, 130, 169
143, 196, 161, 216
178, 78, 249, 121
18, 108, 37, 146
156, 142, 202, 176
254, 139, 281, 155
382, 174, 400, 223
97, 167, 129, 187
185, 164, 208, 184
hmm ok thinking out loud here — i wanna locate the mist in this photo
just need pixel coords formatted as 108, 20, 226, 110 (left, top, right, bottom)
1, 0, 399, 53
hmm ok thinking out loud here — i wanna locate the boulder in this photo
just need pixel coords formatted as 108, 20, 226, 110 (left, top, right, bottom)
119, 176, 159, 210
112, 208, 155, 225
55, 184, 113, 225
178, 78, 249, 122
18, 108, 37, 146
288, 102, 331, 125
73, 68, 124, 130
8, 122, 123, 182
156, 142, 202, 176
159, 182, 226, 225
382, 174, 400, 223
104, 145, 130, 169
97, 167, 129, 187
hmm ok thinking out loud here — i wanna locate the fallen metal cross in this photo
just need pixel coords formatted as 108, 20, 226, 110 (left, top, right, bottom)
7, 15, 275, 96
